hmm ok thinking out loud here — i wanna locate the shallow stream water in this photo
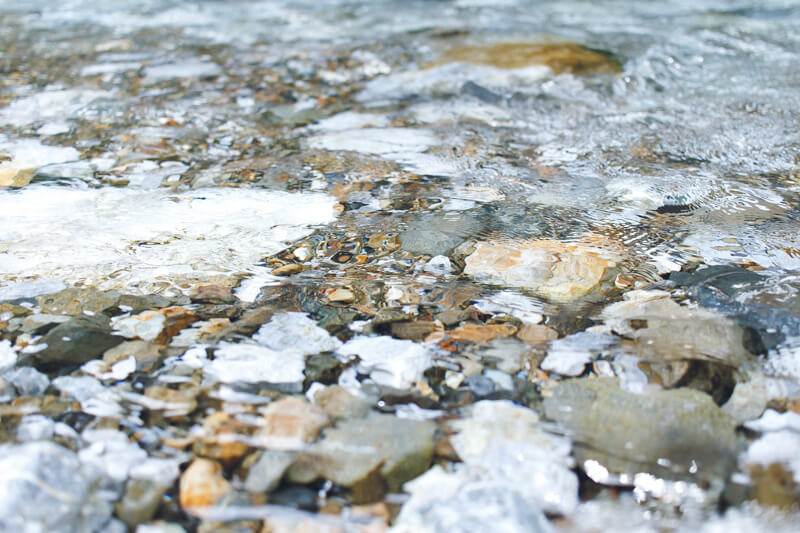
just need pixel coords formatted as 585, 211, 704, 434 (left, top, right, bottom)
2, 1, 800, 532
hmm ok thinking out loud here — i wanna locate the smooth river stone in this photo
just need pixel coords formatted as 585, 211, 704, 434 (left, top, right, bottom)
544, 378, 738, 482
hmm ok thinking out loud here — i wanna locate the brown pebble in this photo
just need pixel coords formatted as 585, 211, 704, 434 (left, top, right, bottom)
328, 288, 356, 304
516, 324, 558, 344
179, 458, 231, 509
273, 263, 304, 276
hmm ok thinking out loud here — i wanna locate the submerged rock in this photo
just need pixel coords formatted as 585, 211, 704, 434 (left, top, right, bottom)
440, 41, 621, 74
464, 239, 618, 302
37, 288, 121, 316
597, 289, 753, 365
294, 412, 435, 496
544, 378, 738, 482
255, 396, 330, 450
32, 314, 125, 366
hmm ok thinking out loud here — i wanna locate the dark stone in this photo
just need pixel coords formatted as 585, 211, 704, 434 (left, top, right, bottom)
304, 353, 344, 387
269, 485, 318, 511
31, 314, 125, 367
462, 81, 503, 104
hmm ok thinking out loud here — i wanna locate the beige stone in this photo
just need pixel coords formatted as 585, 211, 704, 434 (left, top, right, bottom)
255, 397, 330, 450
194, 411, 251, 462
464, 239, 618, 302
328, 288, 356, 304
517, 324, 558, 344
426, 323, 517, 344
179, 458, 231, 509
0, 165, 34, 187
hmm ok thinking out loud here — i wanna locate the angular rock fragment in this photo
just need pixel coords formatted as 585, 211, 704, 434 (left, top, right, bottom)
391, 467, 552, 533
311, 384, 373, 420
205, 342, 305, 391
448, 400, 578, 515
116, 479, 167, 529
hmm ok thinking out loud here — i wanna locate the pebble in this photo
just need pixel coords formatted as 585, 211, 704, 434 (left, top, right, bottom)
242, 450, 295, 493
328, 288, 356, 304
253, 312, 342, 355
179, 458, 231, 509
426, 323, 517, 344
310, 384, 373, 419
116, 479, 167, 528
423, 255, 452, 276
464, 239, 618, 302
194, 411, 251, 463
205, 342, 305, 390
516, 324, 558, 344
255, 396, 330, 450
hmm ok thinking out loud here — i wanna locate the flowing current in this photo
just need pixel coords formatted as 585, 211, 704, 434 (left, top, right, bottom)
1, 1, 800, 532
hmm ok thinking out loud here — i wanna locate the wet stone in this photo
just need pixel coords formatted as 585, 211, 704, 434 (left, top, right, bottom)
544, 378, 738, 482
37, 287, 120, 316
597, 289, 753, 365
255, 396, 330, 450
389, 320, 443, 341
190, 284, 235, 305
465, 374, 495, 398
517, 324, 558, 344
295, 412, 436, 495
5, 366, 49, 396
32, 314, 125, 367
464, 239, 619, 302
311, 384, 373, 420
116, 479, 167, 529
440, 41, 622, 73
242, 449, 295, 493
179, 458, 231, 509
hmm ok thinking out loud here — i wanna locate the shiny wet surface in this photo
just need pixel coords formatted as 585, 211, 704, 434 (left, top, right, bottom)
2, 1, 800, 531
